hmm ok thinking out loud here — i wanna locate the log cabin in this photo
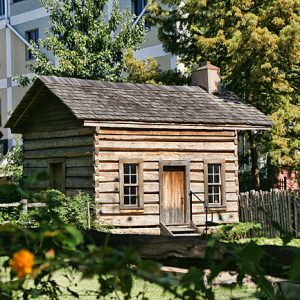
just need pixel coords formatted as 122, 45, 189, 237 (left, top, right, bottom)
6, 62, 272, 235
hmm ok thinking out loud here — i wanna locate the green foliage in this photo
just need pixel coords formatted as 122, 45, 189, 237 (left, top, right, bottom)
217, 222, 262, 241
0, 143, 23, 185
124, 50, 190, 85
31, 190, 92, 229
19, 0, 145, 83
149, 0, 300, 181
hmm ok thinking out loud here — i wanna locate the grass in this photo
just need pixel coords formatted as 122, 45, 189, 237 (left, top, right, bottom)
50, 271, 262, 299
236, 237, 300, 247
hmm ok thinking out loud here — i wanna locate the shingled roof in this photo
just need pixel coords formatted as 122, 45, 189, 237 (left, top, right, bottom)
6, 76, 272, 129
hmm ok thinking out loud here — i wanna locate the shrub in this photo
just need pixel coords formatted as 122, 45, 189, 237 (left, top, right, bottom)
217, 222, 262, 241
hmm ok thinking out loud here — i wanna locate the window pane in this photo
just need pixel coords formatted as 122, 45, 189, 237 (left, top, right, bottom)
208, 174, 214, 183
130, 164, 137, 174
214, 165, 220, 173
124, 175, 130, 184
124, 196, 130, 205
213, 186, 219, 194
208, 195, 214, 203
214, 194, 220, 203
208, 186, 213, 194
130, 186, 137, 195
124, 164, 130, 174
214, 175, 220, 183
130, 196, 137, 205
131, 175, 137, 184
124, 186, 130, 196
208, 164, 213, 173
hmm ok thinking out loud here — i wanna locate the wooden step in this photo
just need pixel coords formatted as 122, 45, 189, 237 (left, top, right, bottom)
169, 227, 195, 233
173, 233, 201, 237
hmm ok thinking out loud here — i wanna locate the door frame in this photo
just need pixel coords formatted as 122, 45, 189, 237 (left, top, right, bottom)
159, 160, 190, 224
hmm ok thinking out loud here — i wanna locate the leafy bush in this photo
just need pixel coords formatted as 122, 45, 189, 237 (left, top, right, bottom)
27, 190, 94, 229
0, 143, 23, 185
217, 222, 262, 241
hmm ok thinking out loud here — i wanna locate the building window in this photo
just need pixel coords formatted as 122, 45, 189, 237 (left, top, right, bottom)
48, 159, 65, 193
25, 29, 39, 60
0, 0, 5, 17
204, 161, 226, 207
131, 0, 150, 29
119, 159, 144, 210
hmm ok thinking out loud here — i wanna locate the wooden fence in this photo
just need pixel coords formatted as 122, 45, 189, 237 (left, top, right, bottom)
239, 190, 300, 238
0, 199, 46, 213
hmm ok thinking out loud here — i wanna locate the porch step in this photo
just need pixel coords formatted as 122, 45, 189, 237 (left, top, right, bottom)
160, 222, 202, 237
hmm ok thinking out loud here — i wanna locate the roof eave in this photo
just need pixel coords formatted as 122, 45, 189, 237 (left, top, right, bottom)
83, 120, 272, 131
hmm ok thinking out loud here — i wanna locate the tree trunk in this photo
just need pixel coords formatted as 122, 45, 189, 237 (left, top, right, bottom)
248, 130, 260, 190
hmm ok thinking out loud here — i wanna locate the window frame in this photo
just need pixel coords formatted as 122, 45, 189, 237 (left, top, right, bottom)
119, 159, 144, 210
25, 28, 39, 61
204, 160, 226, 208
48, 158, 66, 193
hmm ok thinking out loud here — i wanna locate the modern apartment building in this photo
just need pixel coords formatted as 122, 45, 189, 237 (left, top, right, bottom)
0, 0, 176, 154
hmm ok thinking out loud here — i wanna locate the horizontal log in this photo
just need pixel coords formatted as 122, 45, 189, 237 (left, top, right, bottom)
192, 211, 239, 224
24, 146, 93, 159
65, 177, 94, 189
98, 204, 159, 215
99, 215, 159, 227
23, 167, 47, 177
98, 129, 236, 137
96, 193, 159, 204
97, 140, 235, 152
23, 127, 94, 140
95, 151, 235, 162
65, 188, 94, 196
66, 167, 94, 177
24, 135, 94, 151
85, 231, 299, 279
24, 159, 48, 168
67, 157, 94, 167
191, 201, 238, 214
98, 135, 235, 143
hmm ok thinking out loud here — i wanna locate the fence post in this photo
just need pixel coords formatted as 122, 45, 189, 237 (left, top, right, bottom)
20, 199, 28, 214
87, 200, 91, 230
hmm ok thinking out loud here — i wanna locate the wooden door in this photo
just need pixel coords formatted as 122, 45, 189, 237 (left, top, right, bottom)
162, 166, 186, 225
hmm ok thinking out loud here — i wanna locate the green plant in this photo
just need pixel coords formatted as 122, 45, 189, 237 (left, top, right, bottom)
217, 222, 262, 242
1, 143, 23, 185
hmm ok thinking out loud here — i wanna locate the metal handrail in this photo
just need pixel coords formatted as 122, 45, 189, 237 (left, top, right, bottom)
190, 191, 214, 236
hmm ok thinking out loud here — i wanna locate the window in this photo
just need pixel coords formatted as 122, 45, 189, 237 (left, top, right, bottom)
0, 0, 5, 17
204, 161, 226, 207
131, 0, 150, 29
119, 159, 144, 209
25, 29, 39, 60
48, 159, 65, 192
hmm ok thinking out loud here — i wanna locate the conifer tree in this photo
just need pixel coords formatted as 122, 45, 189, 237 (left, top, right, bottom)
149, 0, 300, 188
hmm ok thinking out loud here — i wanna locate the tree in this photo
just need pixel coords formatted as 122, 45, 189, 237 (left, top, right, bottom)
21, 0, 145, 83
124, 50, 190, 85
149, 0, 300, 189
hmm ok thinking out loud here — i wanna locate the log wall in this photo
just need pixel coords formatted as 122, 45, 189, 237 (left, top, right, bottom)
21, 95, 95, 195
95, 128, 239, 227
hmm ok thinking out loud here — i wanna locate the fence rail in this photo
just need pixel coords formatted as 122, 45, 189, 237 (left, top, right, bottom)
239, 190, 300, 238
0, 199, 46, 213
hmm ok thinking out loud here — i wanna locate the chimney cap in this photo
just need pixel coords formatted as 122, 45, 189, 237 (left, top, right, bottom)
194, 61, 220, 71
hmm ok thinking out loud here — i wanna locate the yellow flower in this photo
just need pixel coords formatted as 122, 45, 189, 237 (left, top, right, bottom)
9, 249, 35, 279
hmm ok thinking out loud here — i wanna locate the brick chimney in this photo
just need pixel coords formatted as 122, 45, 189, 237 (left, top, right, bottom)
191, 61, 221, 94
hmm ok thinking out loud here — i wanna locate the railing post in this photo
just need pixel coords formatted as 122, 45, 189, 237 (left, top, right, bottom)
190, 192, 192, 222
87, 200, 91, 230
205, 205, 208, 237
20, 199, 28, 214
